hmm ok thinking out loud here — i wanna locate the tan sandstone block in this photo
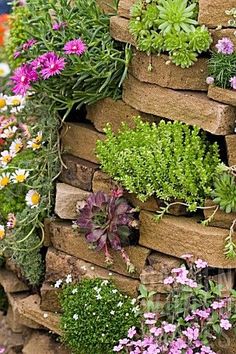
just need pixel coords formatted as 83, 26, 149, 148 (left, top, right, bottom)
45, 248, 140, 297
61, 123, 105, 164
55, 183, 90, 220
23, 332, 69, 354
130, 50, 208, 91
59, 154, 98, 190
118, 0, 135, 18
17, 294, 62, 335
139, 211, 236, 268
110, 16, 135, 45
0, 269, 28, 293
198, 0, 236, 28
123, 74, 236, 135
40, 282, 61, 313
49, 221, 149, 278
204, 199, 236, 229
226, 135, 236, 166
208, 85, 236, 107
96, 0, 115, 13
86, 98, 156, 133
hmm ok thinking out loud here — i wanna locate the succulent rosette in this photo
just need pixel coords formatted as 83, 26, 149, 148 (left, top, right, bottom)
76, 190, 137, 272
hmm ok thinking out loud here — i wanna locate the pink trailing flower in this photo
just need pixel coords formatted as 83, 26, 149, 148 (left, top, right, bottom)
40, 52, 66, 79
11, 64, 38, 95
64, 38, 87, 56
195, 259, 208, 269
230, 76, 236, 90
127, 326, 136, 339
52, 21, 67, 30
220, 319, 232, 330
215, 37, 234, 54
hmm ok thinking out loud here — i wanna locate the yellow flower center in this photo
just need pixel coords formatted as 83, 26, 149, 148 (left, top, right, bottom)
11, 98, 21, 106
0, 229, 5, 240
0, 176, 9, 187
2, 155, 11, 163
34, 136, 42, 144
0, 98, 6, 109
31, 192, 40, 205
0, 69, 5, 76
32, 142, 41, 149
14, 143, 23, 152
16, 174, 26, 183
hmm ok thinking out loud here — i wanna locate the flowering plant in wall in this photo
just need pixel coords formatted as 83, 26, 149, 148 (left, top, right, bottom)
8, 0, 130, 116
0, 93, 60, 285
74, 190, 138, 273
207, 38, 236, 90
114, 256, 236, 354
129, 0, 212, 68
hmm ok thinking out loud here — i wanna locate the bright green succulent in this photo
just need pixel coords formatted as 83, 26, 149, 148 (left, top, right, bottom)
212, 172, 236, 213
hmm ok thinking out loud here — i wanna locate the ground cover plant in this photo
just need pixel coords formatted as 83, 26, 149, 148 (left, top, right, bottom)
60, 278, 140, 354
207, 38, 236, 89
8, 0, 130, 116
114, 256, 236, 354
129, 0, 212, 68
96, 118, 220, 208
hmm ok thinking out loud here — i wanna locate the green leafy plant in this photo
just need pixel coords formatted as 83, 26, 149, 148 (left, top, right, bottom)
212, 171, 236, 213
208, 50, 236, 89
96, 118, 220, 207
129, 0, 211, 68
9, 0, 130, 115
60, 278, 140, 354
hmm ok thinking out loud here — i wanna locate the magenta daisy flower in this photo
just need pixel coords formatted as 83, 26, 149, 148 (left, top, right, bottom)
11, 64, 38, 95
215, 37, 234, 55
40, 52, 66, 79
52, 22, 67, 30
22, 39, 37, 51
63, 39, 87, 56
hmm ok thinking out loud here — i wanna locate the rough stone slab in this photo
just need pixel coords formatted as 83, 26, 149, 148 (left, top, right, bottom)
92, 171, 188, 215
61, 123, 105, 164
43, 218, 53, 247
204, 199, 236, 229
0, 312, 27, 354
0, 269, 28, 293
86, 97, 157, 133
118, 0, 135, 18
59, 154, 98, 190
123, 74, 236, 135
23, 332, 70, 354
6, 305, 26, 333
139, 211, 236, 268
208, 85, 236, 107
198, 0, 235, 28
96, 0, 115, 13
40, 282, 61, 313
226, 135, 236, 166
211, 28, 236, 49
110, 16, 135, 45
55, 183, 90, 220
49, 222, 149, 278
45, 248, 140, 297
17, 294, 62, 335
130, 50, 208, 91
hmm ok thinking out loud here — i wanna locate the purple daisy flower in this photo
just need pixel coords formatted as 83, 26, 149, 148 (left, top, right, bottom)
63, 38, 87, 56
40, 52, 66, 79
52, 21, 67, 30
215, 37, 234, 55
230, 76, 236, 90
11, 64, 38, 95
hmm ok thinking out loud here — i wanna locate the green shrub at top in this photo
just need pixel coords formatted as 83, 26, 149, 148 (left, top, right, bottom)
60, 278, 140, 354
96, 118, 220, 207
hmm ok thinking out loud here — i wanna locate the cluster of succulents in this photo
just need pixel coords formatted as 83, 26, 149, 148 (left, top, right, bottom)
75, 190, 137, 272
129, 0, 212, 68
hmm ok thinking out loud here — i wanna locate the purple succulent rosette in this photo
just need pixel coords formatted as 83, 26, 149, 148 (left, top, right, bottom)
75, 189, 137, 273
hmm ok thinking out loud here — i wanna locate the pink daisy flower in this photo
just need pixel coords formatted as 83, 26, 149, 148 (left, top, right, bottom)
64, 39, 87, 56
22, 38, 37, 51
11, 64, 38, 95
40, 52, 66, 79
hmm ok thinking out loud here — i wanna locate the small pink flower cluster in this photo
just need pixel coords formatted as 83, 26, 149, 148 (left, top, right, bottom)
11, 39, 87, 95
207, 38, 236, 90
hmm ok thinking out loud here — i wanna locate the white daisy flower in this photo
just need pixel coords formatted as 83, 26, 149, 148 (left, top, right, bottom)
27, 131, 43, 150
0, 93, 7, 111
11, 169, 29, 183
54, 279, 63, 288
1, 126, 18, 139
25, 189, 41, 208
0, 150, 13, 167
7, 95, 25, 107
0, 225, 5, 240
10, 138, 23, 154
0, 172, 10, 189
65, 274, 72, 284
0, 63, 11, 77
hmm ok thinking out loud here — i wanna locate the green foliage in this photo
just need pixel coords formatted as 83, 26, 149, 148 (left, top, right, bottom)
0, 285, 8, 313
96, 118, 220, 206
129, 0, 211, 68
212, 172, 236, 213
208, 51, 236, 89
10, 0, 130, 113
60, 278, 140, 354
